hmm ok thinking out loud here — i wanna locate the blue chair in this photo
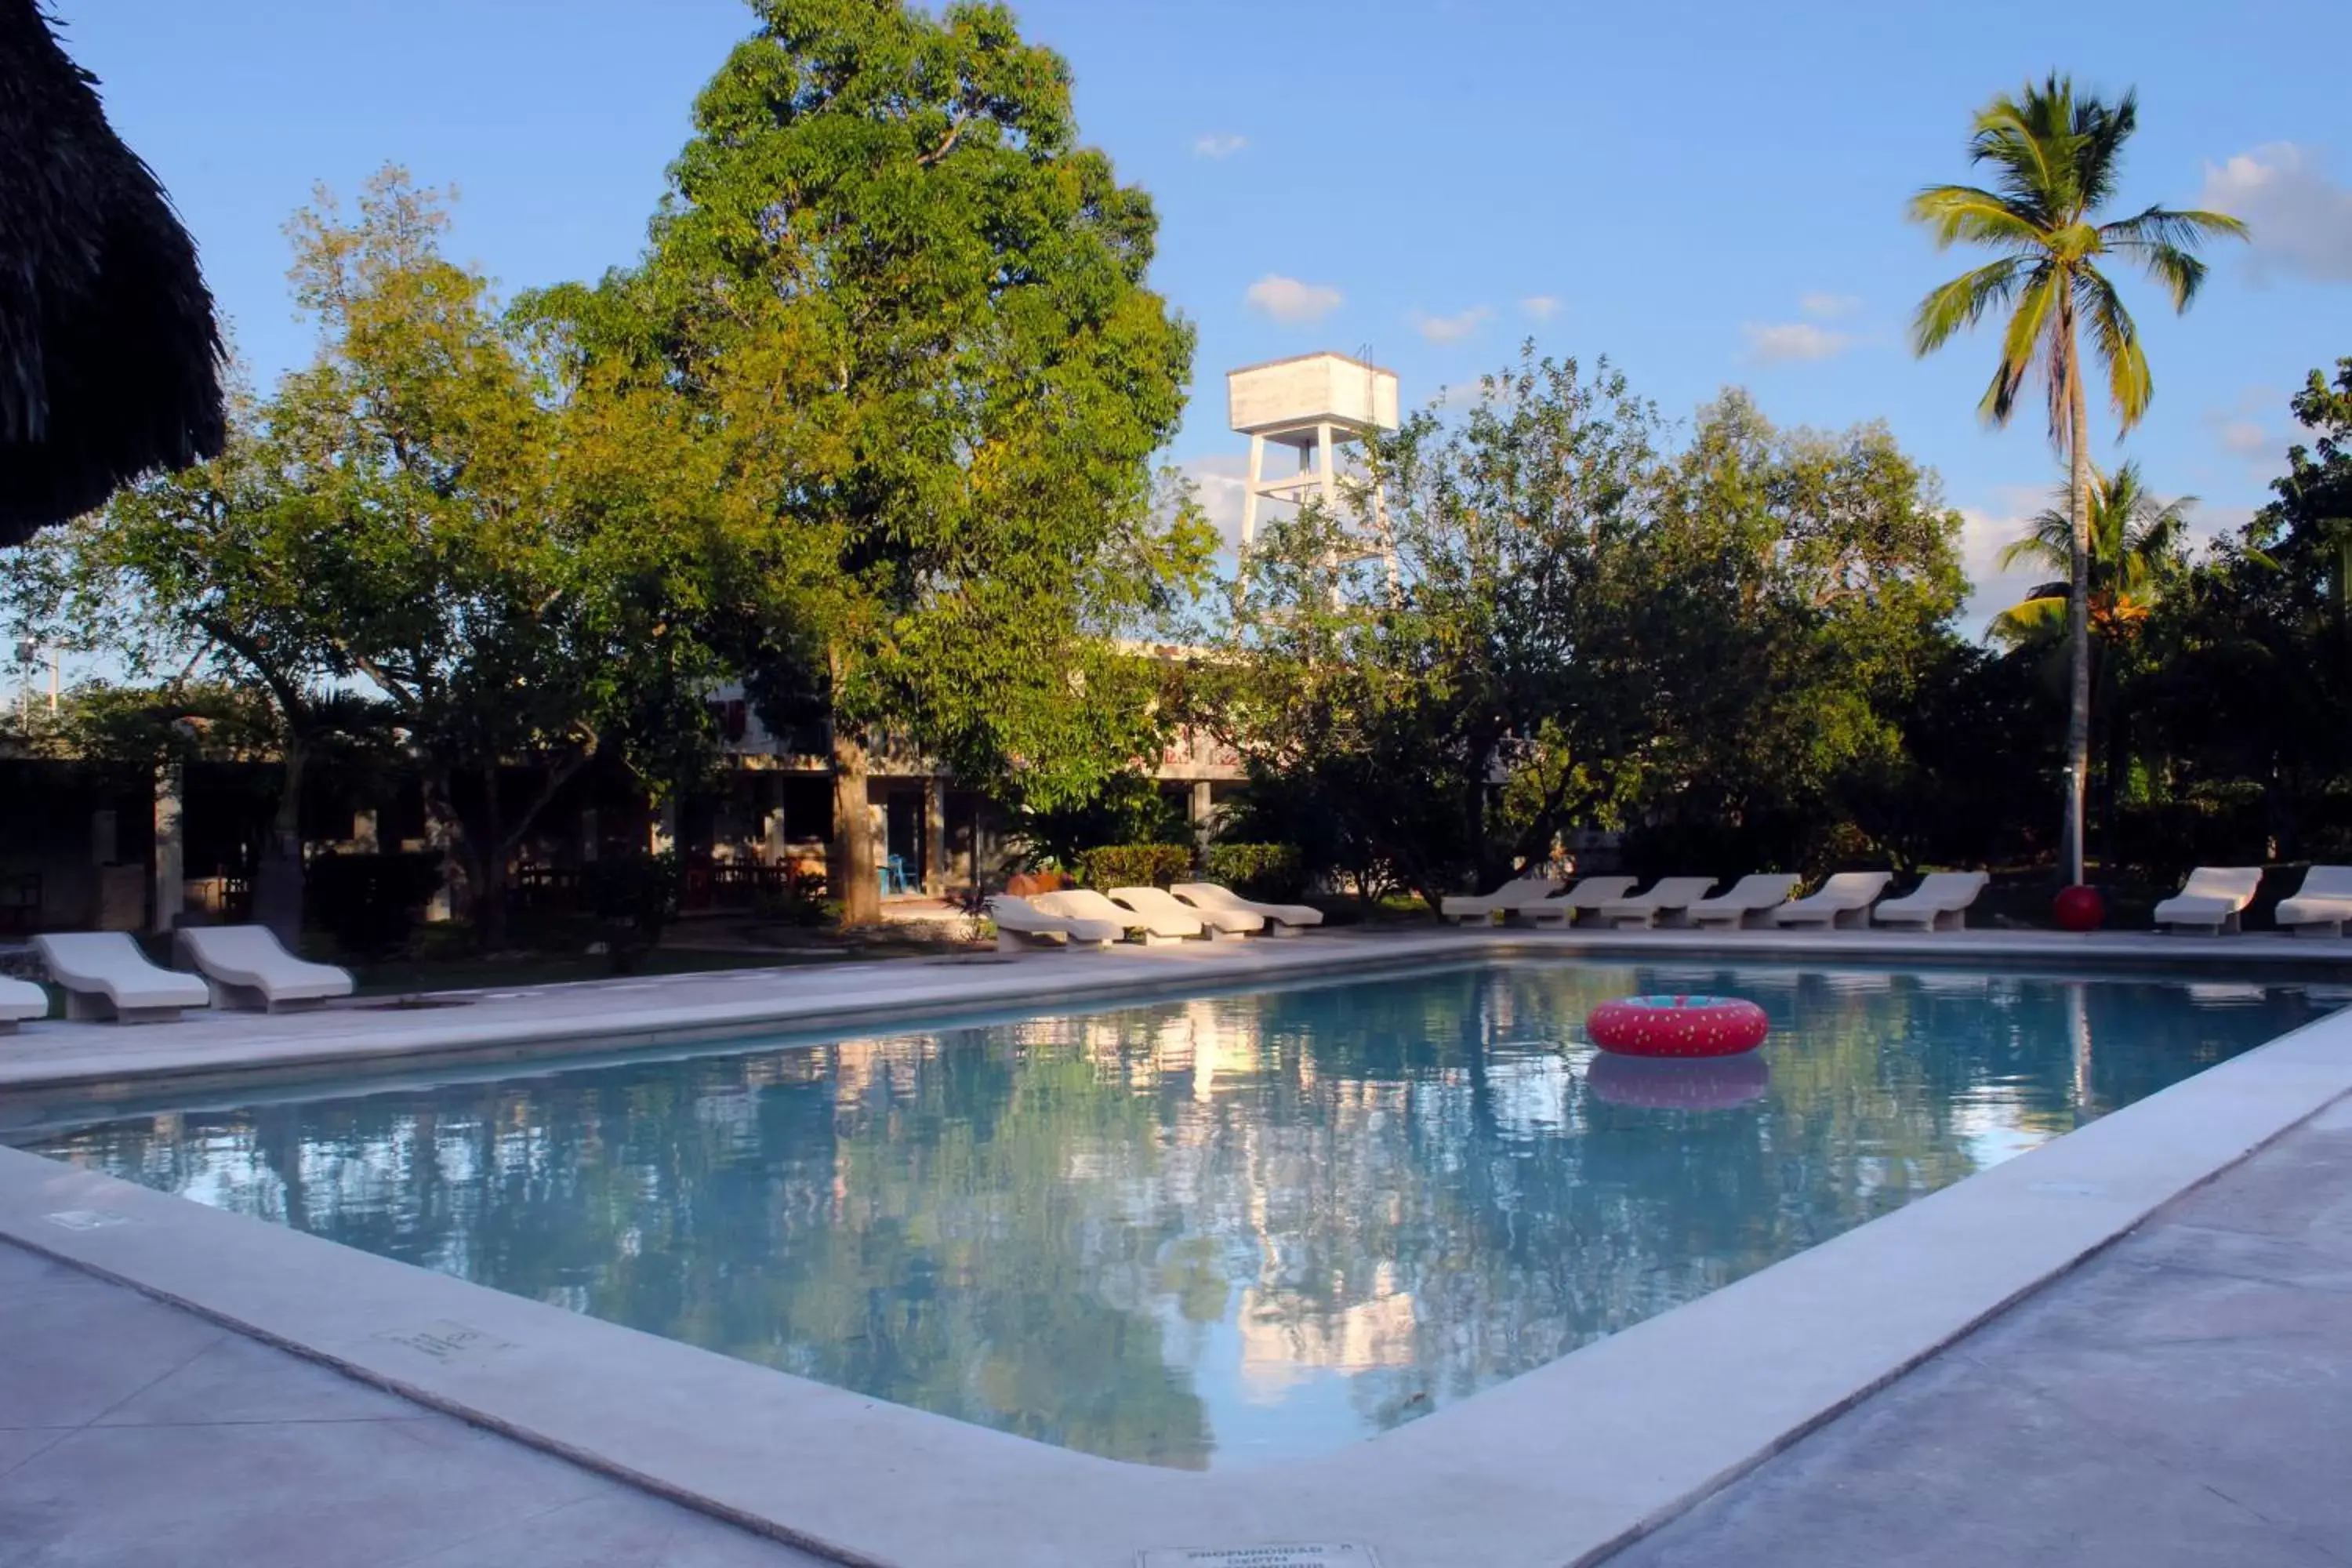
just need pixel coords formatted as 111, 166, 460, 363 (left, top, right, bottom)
880, 855, 912, 896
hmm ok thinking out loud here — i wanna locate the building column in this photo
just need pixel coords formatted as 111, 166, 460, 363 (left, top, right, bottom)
1240, 433, 1265, 547
650, 800, 677, 857
577, 808, 598, 863
151, 764, 184, 935
351, 808, 380, 854
923, 777, 947, 895
1190, 779, 1215, 849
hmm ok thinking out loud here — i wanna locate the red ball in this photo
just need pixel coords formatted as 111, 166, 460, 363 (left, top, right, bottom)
2053, 884, 2105, 932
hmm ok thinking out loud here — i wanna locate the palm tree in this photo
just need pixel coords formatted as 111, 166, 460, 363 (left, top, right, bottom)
1992, 463, 2192, 865
1989, 462, 2192, 646
1909, 74, 2245, 885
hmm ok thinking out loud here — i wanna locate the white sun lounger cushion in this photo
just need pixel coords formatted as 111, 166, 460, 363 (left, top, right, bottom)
2273, 865, 2352, 936
1871, 872, 1990, 931
1036, 887, 1203, 941
1113, 885, 1258, 937
1687, 873, 1803, 928
2152, 867, 2263, 933
33, 931, 211, 1023
1439, 877, 1564, 923
0, 975, 47, 1030
1770, 871, 1895, 928
1171, 883, 1323, 932
1597, 877, 1721, 927
987, 895, 1122, 949
176, 925, 355, 1012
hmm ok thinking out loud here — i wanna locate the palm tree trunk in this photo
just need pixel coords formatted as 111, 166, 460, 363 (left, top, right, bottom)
2063, 368, 2093, 887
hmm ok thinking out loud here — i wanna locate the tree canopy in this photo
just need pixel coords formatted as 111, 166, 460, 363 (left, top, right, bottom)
527, 0, 1213, 921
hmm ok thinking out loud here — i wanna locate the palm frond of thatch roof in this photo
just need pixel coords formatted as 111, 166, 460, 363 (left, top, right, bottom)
1, 0, 223, 546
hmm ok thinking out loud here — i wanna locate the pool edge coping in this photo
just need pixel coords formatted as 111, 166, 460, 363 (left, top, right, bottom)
0, 951, 2347, 1566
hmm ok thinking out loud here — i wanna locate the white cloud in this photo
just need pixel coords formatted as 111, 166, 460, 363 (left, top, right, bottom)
1957, 505, 2046, 630
2216, 419, 2272, 458
1179, 453, 1253, 551
1411, 305, 1494, 343
1741, 321, 1852, 364
2198, 143, 2352, 284
1192, 132, 1247, 160
1801, 292, 1861, 318
1520, 294, 1563, 321
1244, 274, 1344, 325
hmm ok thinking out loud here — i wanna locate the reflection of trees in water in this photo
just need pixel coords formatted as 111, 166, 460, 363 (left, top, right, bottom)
31, 965, 2322, 1468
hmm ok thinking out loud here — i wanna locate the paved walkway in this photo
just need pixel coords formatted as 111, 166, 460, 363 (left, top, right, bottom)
1605, 1094, 2352, 1567
0, 1243, 822, 1567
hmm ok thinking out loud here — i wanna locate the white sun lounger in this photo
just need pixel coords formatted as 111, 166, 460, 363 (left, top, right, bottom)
1770, 871, 1895, 930
1686, 873, 1803, 930
2275, 866, 2352, 938
1871, 871, 1990, 931
1521, 876, 1639, 928
1438, 876, 1563, 924
986, 895, 1121, 952
175, 925, 355, 1012
1, 976, 48, 1033
2152, 866, 2264, 935
1036, 887, 1203, 944
1114, 885, 1257, 940
1597, 877, 1719, 929
32, 931, 212, 1023
1171, 882, 1323, 936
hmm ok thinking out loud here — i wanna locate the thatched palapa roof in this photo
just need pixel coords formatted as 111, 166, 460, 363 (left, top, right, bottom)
1, 0, 223, 546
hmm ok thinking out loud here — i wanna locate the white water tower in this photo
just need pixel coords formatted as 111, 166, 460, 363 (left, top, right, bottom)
1227, 350, 1399, 551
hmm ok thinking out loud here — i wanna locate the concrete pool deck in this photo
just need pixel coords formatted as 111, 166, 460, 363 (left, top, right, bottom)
1, 927, 2348, 1566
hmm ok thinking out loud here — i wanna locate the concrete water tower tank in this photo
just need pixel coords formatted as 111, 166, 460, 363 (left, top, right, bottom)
1226, 350, 1399, 546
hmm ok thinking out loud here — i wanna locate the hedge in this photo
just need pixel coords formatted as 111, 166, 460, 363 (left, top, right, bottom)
1077, 843, 1193, 891
1203, 842, 1303, 900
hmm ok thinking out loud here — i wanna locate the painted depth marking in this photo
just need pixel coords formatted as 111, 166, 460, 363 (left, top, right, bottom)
43, 1209, 136, 1230
376, 1319, 516, 1364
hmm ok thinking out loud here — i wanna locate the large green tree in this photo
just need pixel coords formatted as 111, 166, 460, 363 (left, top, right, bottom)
1908, 74, 2245, 885
532, 0, 1210, 923
270, 170, 740, 946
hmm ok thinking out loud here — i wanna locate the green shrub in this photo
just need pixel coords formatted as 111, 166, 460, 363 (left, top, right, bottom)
583, 852, 683, 950
1203, 842, 1304, 900
1077, 843, 1193, 891
306, 851, 444, 958
753, 869, 835, 927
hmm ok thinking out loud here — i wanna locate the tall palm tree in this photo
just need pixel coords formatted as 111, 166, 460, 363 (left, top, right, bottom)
1989, 462, 2192, 645
1909, 74, 2245, 885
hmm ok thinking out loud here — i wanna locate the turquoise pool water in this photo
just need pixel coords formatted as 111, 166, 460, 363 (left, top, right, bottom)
16, 960, 2336, 1469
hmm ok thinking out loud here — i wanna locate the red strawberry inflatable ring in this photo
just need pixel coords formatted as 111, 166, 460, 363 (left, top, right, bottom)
1586, 994, 1769, 1058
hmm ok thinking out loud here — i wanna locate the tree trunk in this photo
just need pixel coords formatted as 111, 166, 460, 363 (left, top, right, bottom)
831, 724, 879, 926
474, 762, 509, 950
421, 764, 476, 934
250, 731, 307, 946
2062, 369, 2093, 887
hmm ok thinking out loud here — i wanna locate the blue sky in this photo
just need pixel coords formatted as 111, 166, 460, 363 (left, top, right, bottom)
49, 0, 2352, 617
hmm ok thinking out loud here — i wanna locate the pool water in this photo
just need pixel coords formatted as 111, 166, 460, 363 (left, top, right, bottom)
17, 961, 2334, 1469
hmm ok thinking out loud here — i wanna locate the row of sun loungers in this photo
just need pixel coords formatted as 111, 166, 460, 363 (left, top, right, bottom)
2154, 865, 2352, 937
1441, 871, 1991, 931
1446, 863, 2352, 937
987, 883, 1324, 952
0, 927, 356, 1032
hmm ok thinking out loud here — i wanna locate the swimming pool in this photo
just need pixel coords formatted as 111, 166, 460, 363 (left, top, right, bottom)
16, 960, 2333, 1471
